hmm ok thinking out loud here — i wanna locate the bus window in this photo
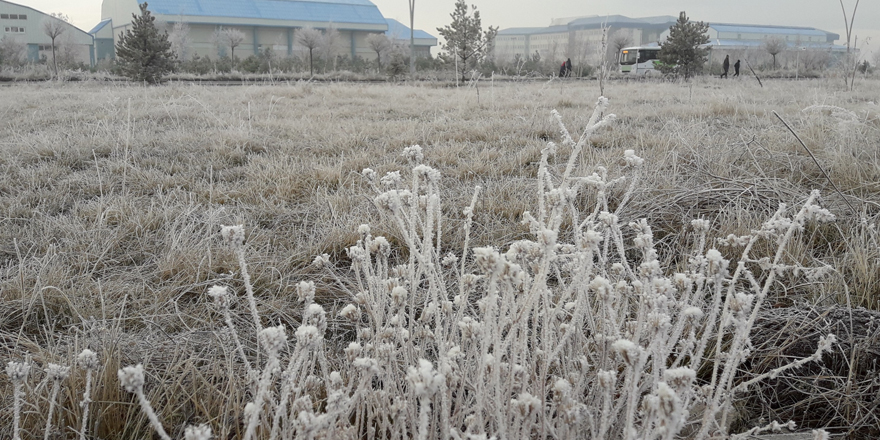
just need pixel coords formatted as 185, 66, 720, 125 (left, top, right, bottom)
620, 50, 638, 65
638, 50, 659, 64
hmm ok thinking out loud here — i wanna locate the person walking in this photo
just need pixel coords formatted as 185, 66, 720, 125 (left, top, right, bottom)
721, 55, 730, 78
733, 59, 741, 77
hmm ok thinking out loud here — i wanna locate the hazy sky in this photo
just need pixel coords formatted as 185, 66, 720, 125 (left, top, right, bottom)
13, 0, 879, 58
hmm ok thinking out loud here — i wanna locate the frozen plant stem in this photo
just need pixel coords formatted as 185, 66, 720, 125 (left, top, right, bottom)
221, 225, 264, 334
6, 360, 30, 440
78, 349, 99, 440
118, 364, 171, 440
44, 364, 70, 440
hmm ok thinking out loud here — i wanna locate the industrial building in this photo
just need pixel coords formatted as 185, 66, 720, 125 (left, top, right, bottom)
385, 18, 437, 58
494, 15, 678, 65
95, 0, 436, 62
494, 14, 843, 69
0, 0, 95, 67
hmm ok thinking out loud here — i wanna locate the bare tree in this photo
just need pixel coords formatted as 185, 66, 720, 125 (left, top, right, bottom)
297, 27, 322, 76
215, 27, 245, 62
366, 33, 391, 69
0, 35, 27, 67
319, 25, 341, 72
609, 29, 634, 63
42, 13, 68, 77
168, 21, 191, 62
762, 36, 786, 69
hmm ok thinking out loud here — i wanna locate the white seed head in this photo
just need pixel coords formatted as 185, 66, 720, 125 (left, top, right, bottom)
598, 211, 618, 227
683, 306, 704, 321
6, 360, 30, 382
623, 149, 644, 167
345, 342, 362, 362
705, 248, 728, 275
402, 144, 424, 163
663, 367, 696, 392
390, 286, 408, 306
441, 252, 459, 266
406, 358, 445, 397
184, 424, 213, 440
207, 285, 230, 307
370, 236, 391, 256
361, 168, 377, 182
297, 281, 316, 303
590, 276, 614, 303
312, 253, 331, 268
612, 339, 641, 366
259, 325, 288, 354
118, 364, 145, 393
220, 224, 245, 247
46, 363, 71, 382
511, 392, 541, 417
597, 370, 617, 389
690, 219, 711, 232
380, 171, 402, 188
77, 349, 99, 370
339, 304, 360, 321
357, 224, 371, 237
295, 325, 322, 346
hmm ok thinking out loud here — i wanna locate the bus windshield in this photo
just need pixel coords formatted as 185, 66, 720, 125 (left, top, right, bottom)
619, 49, 638, 65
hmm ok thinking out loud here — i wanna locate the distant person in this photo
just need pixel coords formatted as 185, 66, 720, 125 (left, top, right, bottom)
559, 58, 572, 78
721, 55, 730, 79
733, 59, 741, 77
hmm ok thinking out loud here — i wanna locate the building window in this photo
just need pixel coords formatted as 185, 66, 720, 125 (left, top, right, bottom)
0, 14, 8, 19
19, 14, 26, 19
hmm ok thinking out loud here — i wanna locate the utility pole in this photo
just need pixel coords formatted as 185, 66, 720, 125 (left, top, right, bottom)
409, 0, 416, 77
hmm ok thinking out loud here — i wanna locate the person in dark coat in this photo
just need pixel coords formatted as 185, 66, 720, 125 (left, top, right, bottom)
721, 55, 730, 78
565, 58, 572, 77
733, 59, 741, 77
559, 61, 567, 77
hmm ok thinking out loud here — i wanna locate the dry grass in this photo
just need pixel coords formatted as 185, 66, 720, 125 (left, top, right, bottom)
1, 77, 879, 437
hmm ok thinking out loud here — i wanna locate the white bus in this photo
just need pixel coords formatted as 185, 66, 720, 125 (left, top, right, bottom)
619, 46, 661, 74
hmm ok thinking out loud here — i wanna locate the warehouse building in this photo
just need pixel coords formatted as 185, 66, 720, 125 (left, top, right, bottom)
494, 15, 678, 64
0, 0, 95, 67
385, 18, 436, 58
95, 0, 436, 62
664, 23, 844, 67
495, 14, 842, 68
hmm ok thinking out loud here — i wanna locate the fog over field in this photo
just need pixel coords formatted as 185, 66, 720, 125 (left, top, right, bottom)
1, 78, 879, 438
17, 0, 880, 61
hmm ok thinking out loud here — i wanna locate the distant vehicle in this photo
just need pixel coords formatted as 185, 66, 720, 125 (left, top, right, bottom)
619, 46, 661, 74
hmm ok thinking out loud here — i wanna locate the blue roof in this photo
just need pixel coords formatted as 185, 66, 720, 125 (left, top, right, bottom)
568, 15, 675, 28
384, 19, 436, 42
498, 26, 568, 36
706, 39, 846, 50
89, 18, 111, 34
710, 24, 831, 38
139, 0, 387, 25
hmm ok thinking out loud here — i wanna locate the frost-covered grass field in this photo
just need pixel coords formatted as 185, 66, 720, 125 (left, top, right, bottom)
1, 78, 879, 439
